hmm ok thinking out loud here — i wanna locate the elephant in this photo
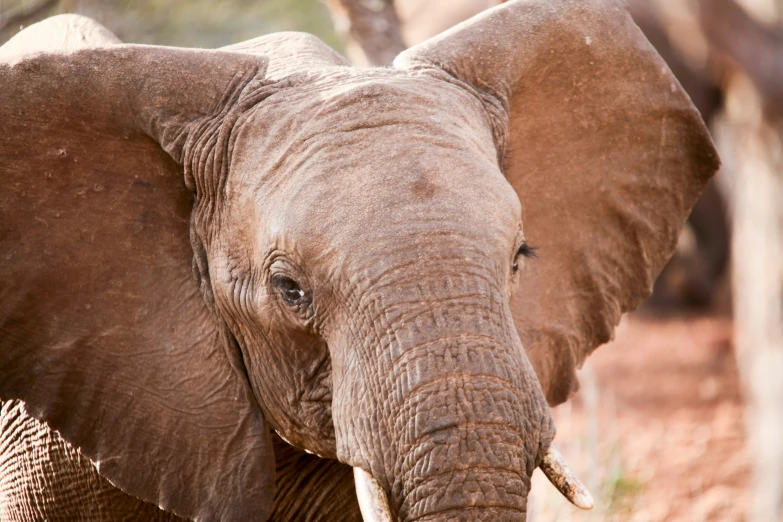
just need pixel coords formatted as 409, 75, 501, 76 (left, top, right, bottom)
0, 0, 718, 520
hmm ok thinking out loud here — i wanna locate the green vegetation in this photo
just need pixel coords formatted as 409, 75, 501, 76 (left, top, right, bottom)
1, 0, 342, 50
602, 463, 647, 518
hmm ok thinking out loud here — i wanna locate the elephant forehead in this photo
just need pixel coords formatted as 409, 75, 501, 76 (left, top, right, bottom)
229, 71, 521, 245
231, 70, 500, 183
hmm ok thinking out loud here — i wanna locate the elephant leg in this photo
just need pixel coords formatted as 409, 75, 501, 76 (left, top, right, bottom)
0, 400, 182, 522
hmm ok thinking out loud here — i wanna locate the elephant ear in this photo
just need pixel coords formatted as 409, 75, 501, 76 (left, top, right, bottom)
0, 16, 276, 521
395, 0, 719, 404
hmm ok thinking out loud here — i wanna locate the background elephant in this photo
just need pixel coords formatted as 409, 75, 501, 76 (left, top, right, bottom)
0, 1, 717, 520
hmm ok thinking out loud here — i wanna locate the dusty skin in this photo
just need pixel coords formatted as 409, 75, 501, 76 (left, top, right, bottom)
0, 0, 717, 520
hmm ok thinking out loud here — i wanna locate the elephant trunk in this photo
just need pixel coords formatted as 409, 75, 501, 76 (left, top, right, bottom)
332, 274, 553, 521
353, 445, 593, 522
333, 263, 593, 520
390, 365, 534, 521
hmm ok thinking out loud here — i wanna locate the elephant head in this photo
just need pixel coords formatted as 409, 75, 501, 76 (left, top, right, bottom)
0, 1, 717, 520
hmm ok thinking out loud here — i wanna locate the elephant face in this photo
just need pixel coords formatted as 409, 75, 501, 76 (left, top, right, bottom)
206, 70, 553, 512
0, 1, 718, 521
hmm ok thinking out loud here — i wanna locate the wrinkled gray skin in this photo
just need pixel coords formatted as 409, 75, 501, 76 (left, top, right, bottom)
0, 401, 357, 521
0, 401, 182, 521
0, 1, 717, 521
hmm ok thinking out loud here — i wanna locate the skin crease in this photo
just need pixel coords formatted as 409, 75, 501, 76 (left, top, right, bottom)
0, 401, 360, 522
0, 1, 719, 520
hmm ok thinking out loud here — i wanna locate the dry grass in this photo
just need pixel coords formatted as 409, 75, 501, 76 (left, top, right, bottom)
529, 316, 748, 522
528, 362, 648, 522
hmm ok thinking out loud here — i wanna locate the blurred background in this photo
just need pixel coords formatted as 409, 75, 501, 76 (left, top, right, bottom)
0, 0, 340, 47
2, 0, 781, 520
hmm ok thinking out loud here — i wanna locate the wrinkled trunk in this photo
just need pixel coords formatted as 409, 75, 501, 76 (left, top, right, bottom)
331, 271, 553, 521
392, 370, 533, 521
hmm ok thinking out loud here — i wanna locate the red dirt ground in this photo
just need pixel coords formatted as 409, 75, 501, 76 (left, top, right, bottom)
528, 314, 749, 521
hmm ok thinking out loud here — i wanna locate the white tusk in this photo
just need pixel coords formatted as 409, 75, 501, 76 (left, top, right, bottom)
539, 445, 595, 510
354, 466, 395, 522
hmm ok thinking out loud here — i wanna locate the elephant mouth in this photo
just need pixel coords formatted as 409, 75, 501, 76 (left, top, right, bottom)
352, 445, 594, 521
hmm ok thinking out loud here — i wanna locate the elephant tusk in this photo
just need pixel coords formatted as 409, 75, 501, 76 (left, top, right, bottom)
539, 445, 595, 510
354, 466, 395, 522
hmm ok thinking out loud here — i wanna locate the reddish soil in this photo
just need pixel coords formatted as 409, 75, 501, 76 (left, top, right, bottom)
529, 314, 749, 521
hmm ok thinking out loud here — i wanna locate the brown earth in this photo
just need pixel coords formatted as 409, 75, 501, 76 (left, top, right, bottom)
528, 314, 749, 522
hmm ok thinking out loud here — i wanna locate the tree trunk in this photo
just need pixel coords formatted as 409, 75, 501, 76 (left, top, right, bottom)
705, 0, 783, 519
0, 0, 60, 41
721, 74, 783, 522
321, 0, 405, 66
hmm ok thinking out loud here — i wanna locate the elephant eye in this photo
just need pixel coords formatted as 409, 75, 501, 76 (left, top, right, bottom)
513, 242, 537, 272
272, 274, 308, 304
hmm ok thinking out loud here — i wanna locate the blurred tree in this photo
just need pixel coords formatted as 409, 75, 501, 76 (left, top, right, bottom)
699, 1, 783, 520
0, 0, 57, 33
322, 0, 403, 66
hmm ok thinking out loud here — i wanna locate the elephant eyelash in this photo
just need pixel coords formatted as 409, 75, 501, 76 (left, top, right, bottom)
512, 243, 537, 272
517, 243, 538, 259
